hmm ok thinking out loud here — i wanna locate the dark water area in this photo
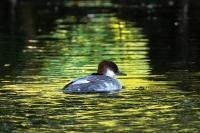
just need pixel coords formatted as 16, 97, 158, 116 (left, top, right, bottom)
0, 0, 200, 132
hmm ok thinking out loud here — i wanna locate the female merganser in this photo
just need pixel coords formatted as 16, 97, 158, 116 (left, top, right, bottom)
63, 60, 126, 93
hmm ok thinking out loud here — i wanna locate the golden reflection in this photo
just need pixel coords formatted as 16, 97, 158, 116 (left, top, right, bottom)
1, 7, 200, 133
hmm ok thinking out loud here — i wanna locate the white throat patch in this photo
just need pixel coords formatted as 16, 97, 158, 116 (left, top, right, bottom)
105, 69, 116, 77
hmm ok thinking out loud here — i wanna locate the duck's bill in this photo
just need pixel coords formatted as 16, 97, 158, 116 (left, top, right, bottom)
117, 71, 127, 76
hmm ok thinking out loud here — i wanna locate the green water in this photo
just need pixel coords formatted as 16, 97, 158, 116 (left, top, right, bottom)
0, 0, 200, 132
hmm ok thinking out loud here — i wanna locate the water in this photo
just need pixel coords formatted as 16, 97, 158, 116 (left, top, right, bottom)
0, 0, 200, 132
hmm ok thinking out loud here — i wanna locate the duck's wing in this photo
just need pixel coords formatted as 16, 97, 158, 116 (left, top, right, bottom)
63, 76, 88, 89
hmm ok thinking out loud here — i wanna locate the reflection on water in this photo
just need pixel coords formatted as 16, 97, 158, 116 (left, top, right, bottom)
1, 0, 200, 132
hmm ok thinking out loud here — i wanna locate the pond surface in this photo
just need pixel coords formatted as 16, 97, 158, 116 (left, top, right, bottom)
0, 0, 200, 132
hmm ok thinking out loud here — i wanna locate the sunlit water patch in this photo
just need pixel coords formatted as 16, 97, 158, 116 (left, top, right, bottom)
0, 1, 200, 132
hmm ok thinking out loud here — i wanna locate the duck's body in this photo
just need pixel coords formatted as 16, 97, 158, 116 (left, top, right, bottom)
63, 75, 121, 93
63, 60, 125, 93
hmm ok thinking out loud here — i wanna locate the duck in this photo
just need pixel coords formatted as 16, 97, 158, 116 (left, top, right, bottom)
63, 60, 126, 93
